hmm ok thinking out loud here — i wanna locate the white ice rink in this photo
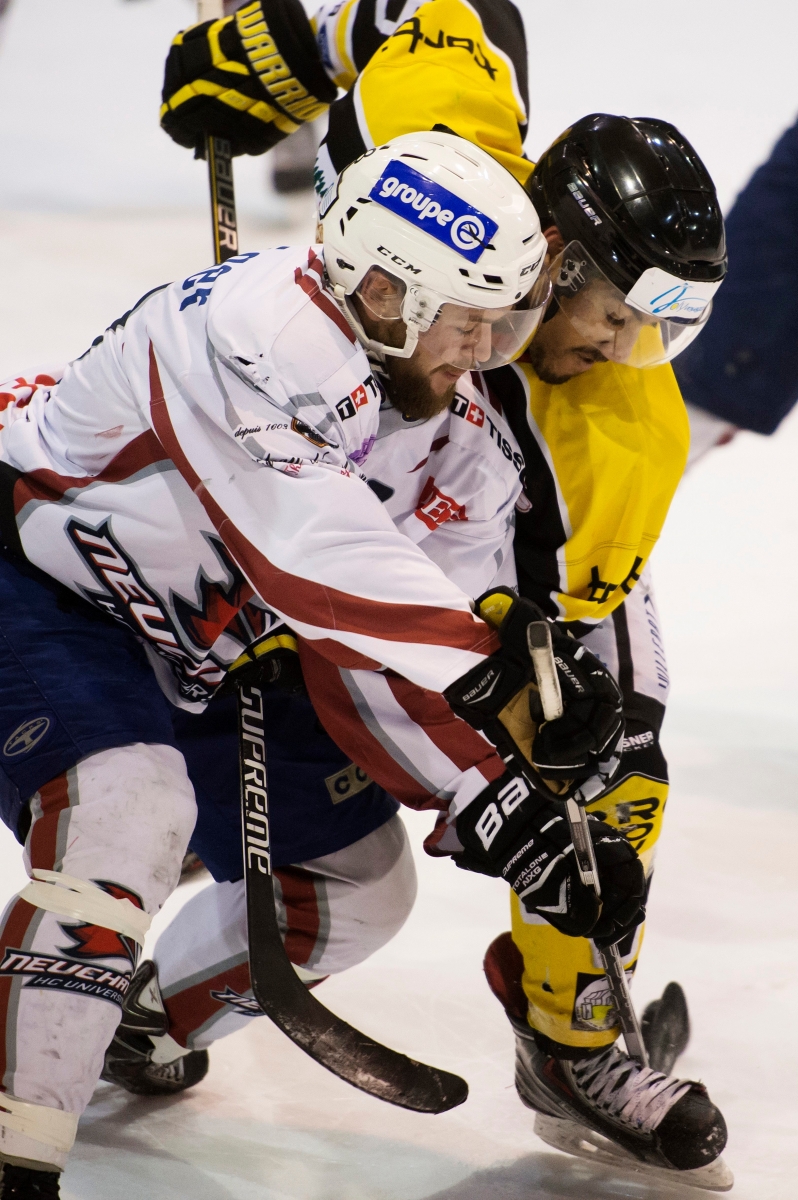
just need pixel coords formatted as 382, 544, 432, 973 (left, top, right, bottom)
1, 1, 797, 1197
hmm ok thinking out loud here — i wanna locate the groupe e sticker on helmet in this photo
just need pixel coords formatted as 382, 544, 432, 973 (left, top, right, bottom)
370, 160, 499, 264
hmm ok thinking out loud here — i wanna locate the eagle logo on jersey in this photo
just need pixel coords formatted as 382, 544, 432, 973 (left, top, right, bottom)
67, 519, 252, 703
58, 881, 144, 969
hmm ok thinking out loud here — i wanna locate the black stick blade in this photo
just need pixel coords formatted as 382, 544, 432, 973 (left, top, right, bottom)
239, 684, 469, 1114
641, 981, 690, 1075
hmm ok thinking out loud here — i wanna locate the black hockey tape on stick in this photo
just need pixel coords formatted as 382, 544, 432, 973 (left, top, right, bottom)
238, 684, 469, 1112
527, 628, 649, 1067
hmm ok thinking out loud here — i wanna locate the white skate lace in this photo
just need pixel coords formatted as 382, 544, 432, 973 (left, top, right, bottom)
569, 1044, 693, 1133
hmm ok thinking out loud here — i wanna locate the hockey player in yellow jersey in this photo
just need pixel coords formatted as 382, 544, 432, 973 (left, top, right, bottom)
155, 2, 733, 1187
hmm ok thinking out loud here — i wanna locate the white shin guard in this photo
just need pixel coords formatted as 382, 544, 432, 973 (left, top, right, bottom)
0, 743, 197, 1169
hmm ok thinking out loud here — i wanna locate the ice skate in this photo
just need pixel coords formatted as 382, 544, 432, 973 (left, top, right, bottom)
101, 961, 209, 1097
518, 1025, 733, 1191
0, 1163, 60, 1199
485, 933, 732, 1191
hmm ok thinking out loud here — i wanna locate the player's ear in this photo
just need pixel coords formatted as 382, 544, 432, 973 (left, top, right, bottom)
542, 226, 565, 261
356, 267, 405, 321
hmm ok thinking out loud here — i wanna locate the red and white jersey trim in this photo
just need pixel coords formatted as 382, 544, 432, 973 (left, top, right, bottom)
0, 247, 498, 708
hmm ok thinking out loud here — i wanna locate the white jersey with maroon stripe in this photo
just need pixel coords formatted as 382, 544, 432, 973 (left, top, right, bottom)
0, 246, 496, 710
365, 374, 523, 596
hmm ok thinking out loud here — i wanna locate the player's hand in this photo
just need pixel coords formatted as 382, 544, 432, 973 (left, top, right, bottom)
161, 0, 336, 157
443, 589, 624, 805
221, 627, 306, 695
454, 769, 646, 943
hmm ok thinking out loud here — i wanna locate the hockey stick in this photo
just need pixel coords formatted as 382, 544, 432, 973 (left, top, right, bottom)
197, 0, 239, 263
238, 684, 469, 1111
641, 981, 690, 1075
527, 622, 649, 1067
196, 0, 466, 1105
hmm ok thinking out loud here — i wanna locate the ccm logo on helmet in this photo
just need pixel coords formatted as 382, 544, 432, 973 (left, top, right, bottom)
370, 160, 498, 264
377, 245, 422, 275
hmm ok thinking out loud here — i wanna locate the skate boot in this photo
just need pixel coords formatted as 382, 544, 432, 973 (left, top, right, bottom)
485, 933, 733, 1192
101, 960, 209, 1096
0, 1164, 60, 1198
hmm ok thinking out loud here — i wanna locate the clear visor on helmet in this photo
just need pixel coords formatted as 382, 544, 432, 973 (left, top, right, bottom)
353, 268, 552, 371
549, 242, 719, 369
415, 272, 552, 371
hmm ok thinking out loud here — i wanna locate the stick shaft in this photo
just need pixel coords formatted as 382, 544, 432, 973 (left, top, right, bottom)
526, 622, 563, 722
197, 0, 239, 265
601, 943, 649, 1065
528, 627, 649, 1066
207, 136, 239, 263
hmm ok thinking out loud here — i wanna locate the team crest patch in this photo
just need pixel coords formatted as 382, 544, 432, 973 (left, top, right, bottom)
571, 969, 634, 1032
3, 716, 52, 758
370, 160, 498, 263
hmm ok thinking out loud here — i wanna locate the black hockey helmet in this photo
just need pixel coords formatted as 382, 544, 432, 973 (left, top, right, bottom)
528, 113, 727, 294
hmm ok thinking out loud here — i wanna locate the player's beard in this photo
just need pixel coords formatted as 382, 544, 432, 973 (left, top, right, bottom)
384, 355, 460, 421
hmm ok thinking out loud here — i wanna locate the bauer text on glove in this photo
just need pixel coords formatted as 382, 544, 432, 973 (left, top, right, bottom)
454, 769, 646, 945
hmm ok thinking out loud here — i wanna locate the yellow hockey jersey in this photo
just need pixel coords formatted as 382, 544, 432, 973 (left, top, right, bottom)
311, 0, 690, 621
485, 360, 689, 623
313, 0, 532, 194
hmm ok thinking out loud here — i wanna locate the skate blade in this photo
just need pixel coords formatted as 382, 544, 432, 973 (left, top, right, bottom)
533, 1113, 734, 1192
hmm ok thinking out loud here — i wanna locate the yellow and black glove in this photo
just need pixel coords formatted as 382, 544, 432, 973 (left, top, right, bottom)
221, 626, 306, 695
444, 588, 624, 804
161, 0, 336, 157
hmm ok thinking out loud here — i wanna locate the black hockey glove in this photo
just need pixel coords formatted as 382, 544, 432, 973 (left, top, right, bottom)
220, 627, 306, 696
161, 0, 336, 157
455, 769, 646, 945
443, 589, 624, 804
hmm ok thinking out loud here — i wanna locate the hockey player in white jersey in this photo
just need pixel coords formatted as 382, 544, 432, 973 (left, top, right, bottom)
0, 132, 650, 1197
94, 132, 729, 1194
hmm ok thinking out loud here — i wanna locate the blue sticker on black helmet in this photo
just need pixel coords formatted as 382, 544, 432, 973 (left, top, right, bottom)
369, 160, 498, 264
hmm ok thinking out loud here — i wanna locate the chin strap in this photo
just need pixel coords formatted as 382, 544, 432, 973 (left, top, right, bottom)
330, 282, 420, 362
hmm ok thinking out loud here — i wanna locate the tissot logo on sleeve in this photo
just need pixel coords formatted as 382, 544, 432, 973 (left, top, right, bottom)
370, 160, 498, 264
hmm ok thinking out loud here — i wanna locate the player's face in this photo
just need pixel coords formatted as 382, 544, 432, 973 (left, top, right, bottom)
353, 271, 513, 418
387, 304, 511, 419
525, 280, 651, 385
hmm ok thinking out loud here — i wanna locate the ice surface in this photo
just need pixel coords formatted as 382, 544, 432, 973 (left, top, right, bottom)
0, 2, 797, 1195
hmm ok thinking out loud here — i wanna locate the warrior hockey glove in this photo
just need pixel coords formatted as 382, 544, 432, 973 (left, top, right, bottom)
161, 0, 336, 157
455, 769, 646, 945
220, 626, 305, 695
443, 589, 624, 803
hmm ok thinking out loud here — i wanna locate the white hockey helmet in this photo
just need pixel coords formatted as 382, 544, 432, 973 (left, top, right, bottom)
320, 131, 551, 370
